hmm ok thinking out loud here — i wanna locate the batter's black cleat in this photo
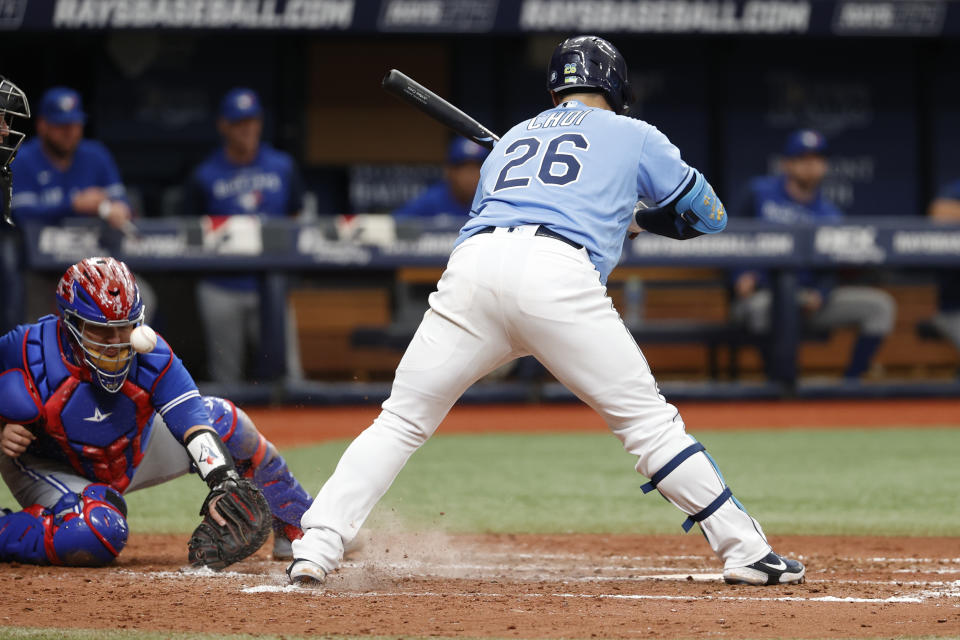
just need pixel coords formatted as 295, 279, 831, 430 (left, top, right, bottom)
723, 551, 805, 585
287, 558, 327, 586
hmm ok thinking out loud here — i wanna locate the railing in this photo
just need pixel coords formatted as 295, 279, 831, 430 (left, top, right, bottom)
15, 215, 960, 392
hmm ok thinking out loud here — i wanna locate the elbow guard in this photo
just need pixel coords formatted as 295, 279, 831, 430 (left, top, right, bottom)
634, 169, 726, 240
671, 169, 726, 234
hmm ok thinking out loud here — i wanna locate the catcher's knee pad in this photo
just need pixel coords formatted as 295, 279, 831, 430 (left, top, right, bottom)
50, 484, 129, 566
0, 484, 128, 566
640, 441, 742, 532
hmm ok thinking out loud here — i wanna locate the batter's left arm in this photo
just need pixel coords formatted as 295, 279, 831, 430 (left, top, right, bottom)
633, 169, 726, 240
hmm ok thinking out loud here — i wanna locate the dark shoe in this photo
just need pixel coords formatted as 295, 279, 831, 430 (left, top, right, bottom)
723, 551, 805, 585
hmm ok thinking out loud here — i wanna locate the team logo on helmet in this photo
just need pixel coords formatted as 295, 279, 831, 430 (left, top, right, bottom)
58, 94, 77, 112
236, 93, 254, 110
546, 35, 633, 114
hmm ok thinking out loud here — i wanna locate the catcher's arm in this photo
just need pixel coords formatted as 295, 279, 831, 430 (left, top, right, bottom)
183, 425, 236, 523
184, 426, 235, 487
183, 426, 272, 569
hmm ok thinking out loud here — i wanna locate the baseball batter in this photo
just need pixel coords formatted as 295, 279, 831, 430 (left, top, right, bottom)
289, 36, 804, 587
0, 257, 312, 566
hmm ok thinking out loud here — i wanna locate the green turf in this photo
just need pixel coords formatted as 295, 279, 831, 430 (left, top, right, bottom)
1, 428, 958, 536
354, 427, 960, 536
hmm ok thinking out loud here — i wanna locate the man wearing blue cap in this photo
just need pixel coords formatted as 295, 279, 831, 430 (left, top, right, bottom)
393, 137, 489, 220
10, 87, 131, 230
731, 129, 896, 380
185, 88, 304, 384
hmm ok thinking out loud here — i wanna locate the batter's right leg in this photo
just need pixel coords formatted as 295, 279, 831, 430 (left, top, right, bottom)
291, 239, 518, 582
510, 239, 800, 583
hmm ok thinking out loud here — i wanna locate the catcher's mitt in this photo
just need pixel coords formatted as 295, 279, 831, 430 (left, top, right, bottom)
188, 475, 271, 570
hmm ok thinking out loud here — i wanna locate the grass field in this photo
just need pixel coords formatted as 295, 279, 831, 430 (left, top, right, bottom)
3, 427, 956, 536
2, 426, 958, 640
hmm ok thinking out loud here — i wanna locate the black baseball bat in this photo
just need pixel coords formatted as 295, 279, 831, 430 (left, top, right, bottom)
382, 69, 499, 150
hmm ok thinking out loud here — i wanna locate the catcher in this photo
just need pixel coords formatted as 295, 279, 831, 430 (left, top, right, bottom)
0, 256, 312, 568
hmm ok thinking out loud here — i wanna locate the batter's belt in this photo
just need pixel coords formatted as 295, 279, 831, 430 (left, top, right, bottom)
475, 225, 584, 251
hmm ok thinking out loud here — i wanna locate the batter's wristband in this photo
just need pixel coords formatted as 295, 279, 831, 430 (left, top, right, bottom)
184, 429, 236, 489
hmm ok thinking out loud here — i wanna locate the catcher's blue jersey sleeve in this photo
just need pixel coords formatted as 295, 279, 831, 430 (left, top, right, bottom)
458, 100, 693, 283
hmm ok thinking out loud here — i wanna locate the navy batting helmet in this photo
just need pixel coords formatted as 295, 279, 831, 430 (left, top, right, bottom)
547, 36, 633, 114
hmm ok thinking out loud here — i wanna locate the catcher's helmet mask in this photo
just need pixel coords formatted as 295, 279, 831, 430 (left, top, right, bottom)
547, 35, 634, 114
0, 76, 31, 169
56, 257, 146, 393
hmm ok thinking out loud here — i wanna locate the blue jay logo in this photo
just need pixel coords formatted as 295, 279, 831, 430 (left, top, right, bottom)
199, 442, 220, 467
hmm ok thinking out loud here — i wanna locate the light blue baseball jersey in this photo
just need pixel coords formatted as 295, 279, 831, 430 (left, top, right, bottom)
457, 100, 692, 283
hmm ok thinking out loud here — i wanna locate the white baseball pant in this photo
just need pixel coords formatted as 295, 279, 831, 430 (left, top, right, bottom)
293, 225, 772, 572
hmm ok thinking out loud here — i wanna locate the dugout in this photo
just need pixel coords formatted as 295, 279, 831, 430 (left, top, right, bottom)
3, 0, 960, 396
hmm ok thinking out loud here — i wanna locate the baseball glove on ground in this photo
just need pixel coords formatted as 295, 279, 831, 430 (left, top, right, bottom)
187, 476, 272, 570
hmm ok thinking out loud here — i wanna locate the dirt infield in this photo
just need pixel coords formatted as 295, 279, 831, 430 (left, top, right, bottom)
3, 400, 959, 639
1, 532, 958, 638
245, 399, 960, 447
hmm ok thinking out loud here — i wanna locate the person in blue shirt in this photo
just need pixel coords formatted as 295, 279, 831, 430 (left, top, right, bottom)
289, 36, 804, 588
926, 182, 960, 360
732, 129, 896, 379
393, 138, 489, 221
184, 88, 305, 384
10, 87, 131, 230
0, 257, 312, 566
7, 87, 156, 330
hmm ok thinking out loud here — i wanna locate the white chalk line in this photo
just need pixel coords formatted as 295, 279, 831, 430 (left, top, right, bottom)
894, 567, 960, 574
134, 568, 960, 590
122, 556, 960, 604
240, 586, 929, 604
860, 557, 960, 563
